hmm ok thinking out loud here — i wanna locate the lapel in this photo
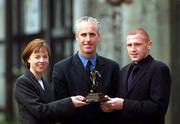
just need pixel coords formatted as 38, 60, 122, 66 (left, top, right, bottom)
126, 66, 148, 96
42, 79, 52, 102
94, 56, 105, 92
121, 65, 130, 97
95, 56, 105, 77
25, 70, 49, 102
71, 54, 91, 86
125, 56, 153, 97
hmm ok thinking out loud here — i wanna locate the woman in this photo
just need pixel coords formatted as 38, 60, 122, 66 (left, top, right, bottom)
15, 39, 87, 124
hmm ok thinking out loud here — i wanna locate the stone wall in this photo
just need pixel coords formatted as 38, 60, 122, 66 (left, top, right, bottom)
86, 0, 170, 67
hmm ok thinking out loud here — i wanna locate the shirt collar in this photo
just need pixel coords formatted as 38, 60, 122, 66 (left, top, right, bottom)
133, 55, 152, 67
78, 52, 97, 69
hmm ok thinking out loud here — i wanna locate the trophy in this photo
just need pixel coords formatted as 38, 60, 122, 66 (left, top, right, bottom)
86, 69, 108, 103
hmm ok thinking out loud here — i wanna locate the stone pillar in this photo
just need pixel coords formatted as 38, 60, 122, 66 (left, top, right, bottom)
170, 0, 180, 123
73, 0, 89, 53
89, 0, 123, 65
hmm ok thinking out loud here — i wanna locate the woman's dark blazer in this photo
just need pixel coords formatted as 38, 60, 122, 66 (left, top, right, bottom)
118, 55, 171, 124
15, 70, 75, 124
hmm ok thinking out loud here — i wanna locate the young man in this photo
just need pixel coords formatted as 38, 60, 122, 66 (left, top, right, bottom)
101, 28, 171, 124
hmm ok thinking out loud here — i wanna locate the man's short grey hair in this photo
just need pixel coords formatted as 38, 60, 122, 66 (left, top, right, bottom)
74, 16, 101, 34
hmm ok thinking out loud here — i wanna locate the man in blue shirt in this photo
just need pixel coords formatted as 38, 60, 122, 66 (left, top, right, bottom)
52, 16, 120, 124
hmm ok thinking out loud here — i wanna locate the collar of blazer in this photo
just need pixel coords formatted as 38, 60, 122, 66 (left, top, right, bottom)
125, 55, 154, 96
24, 70, 51, 101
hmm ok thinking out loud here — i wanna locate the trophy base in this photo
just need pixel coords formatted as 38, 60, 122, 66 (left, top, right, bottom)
85, 93, 108, 103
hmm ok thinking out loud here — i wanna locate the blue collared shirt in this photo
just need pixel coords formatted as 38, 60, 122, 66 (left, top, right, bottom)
78, 52, 97, 71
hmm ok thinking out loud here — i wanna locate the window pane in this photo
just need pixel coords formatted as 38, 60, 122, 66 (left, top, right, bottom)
0, 45, 5, 107
0, 0, 5, 40
24, 0, 41, 34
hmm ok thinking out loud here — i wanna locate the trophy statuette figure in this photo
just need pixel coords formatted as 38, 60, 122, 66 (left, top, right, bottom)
85, 69, 108, 103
